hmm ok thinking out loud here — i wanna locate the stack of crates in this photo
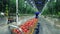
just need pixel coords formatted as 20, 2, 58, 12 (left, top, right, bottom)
11, 18, 38, 34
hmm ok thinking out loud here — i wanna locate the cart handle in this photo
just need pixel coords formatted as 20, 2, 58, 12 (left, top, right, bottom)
9, 25, 24, 34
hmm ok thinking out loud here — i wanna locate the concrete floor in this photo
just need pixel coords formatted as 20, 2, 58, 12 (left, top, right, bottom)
39, 16, 60, 34
0, 16, 60, 34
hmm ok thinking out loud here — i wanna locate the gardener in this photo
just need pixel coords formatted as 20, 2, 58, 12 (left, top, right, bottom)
35, 12, 40, 18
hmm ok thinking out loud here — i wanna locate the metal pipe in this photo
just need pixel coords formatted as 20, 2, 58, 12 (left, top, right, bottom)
16, 0, 18, 25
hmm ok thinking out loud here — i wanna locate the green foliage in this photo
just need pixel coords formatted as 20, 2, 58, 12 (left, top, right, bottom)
42, 0, 60, 17
10, 0, 38, 14
0, 0, 38, 15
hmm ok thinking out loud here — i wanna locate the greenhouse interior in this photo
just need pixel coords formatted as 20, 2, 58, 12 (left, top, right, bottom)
0, 0, 60, 34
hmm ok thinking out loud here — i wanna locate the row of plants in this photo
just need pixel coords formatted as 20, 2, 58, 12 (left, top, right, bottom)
0, 0, 38, 16
42, 0, 60, 18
